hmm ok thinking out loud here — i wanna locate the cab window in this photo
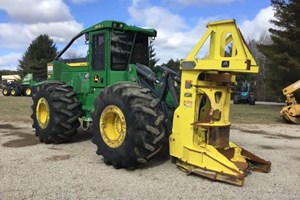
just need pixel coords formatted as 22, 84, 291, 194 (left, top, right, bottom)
92, 33, 105, 70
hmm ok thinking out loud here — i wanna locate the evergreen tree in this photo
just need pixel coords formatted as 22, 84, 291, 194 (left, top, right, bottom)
162, 59, 180, 72
18, 34, 57, 80
258, 0, 300, 100
149, 40, 159, 69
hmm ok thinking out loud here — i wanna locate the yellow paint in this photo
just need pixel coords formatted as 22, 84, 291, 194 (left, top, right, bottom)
11, 89, 16, 96
66, 62, 88, 67
100, 105, 126, 148
169, 19, 270, 185
280, 80, 300, 124
36, 98, 50, 129
95, 24, 103, 29
184, 19, 258, 73
25, 88, 32, 96
3, 89, 8, 95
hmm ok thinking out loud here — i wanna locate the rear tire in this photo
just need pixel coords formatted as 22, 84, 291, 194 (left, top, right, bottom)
31, 83, 81, 144
11, 87, 21, 96
233, 95, 239, 104
249, 96, 255, 105
92, 82, 165, 169
2, 87, 10, 96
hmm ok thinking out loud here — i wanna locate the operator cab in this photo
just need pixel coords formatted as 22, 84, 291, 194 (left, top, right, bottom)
50, 21, 156, 86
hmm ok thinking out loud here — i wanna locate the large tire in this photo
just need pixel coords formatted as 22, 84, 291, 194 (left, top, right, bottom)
31, 82, 81, 144
92, 82, 165, 169
233, 95, 239, 104
249, 96, 255, 105
11, 87, 21, 96
2, 87, 10, 96
23, 86, 32, 96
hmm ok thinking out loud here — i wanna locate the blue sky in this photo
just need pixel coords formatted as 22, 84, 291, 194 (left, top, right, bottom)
0, 0, 274, 70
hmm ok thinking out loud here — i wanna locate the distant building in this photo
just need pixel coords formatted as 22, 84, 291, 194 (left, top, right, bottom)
0, 74, 21, 84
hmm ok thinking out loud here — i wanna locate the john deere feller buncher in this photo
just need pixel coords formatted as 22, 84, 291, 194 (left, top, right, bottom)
280, 80, 300, 124
31, 19, 271, 186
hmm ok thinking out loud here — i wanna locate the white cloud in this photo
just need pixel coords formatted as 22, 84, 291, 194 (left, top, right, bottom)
128, 0, 218, 63
0, 0, 84, 70
26, 21, 83, 43
0, 0, 72, 24
0, 20, 84, 70
129, 1, 186, 32
240, 6, 275, 41
0, 0, 83, 47
0, 21, 83, 49
0, 0, 275, 71
128, 1, 274, 64
0, 53, 22, 70
0, 24, 31, 49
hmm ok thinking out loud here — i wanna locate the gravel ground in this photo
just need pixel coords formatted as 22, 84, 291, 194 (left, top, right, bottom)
0, 121, 299, 200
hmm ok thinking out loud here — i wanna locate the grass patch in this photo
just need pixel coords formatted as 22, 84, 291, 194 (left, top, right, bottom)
230, 104, 283, 124
0, 96, 284, 124
0, 96, 32, 122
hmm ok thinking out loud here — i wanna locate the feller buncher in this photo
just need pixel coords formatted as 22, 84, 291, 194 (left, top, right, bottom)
280, 80, 300, 124
31, 19, 271, 186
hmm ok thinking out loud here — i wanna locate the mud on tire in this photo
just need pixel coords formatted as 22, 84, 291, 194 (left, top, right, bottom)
92, 82, 165, 169
31, 82, 81, 144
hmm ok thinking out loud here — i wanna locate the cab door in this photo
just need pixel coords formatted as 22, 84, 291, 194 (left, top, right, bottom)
89, 31, 108, 88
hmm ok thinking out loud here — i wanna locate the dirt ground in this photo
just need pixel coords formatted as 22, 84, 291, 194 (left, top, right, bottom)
0, 119, 299, 199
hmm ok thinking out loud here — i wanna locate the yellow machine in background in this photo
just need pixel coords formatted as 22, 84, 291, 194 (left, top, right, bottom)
280, 80, 300, 124
169, 20, 271, 186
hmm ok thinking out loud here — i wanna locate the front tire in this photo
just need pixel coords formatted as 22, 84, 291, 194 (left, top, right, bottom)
31, 83, 81, 143
92, 82, 165, 169
23, 86, 32, 96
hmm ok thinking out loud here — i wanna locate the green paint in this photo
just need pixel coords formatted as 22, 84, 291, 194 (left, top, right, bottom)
42, 20, 158, 122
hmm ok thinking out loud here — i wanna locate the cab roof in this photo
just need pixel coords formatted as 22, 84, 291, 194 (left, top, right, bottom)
81, 20, 157, 37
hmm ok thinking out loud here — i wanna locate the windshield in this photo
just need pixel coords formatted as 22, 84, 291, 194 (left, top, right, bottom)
111, 31, 149, 70
59, 34, 88, 63
23, 74, 32, 81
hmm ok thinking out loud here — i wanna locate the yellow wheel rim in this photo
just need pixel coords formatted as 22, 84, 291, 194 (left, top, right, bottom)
100, 105, 126, 148
3, 89, 8, 95
25, 88, 31, 96
36, 97, 50, 129
11, 90, 15, 95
